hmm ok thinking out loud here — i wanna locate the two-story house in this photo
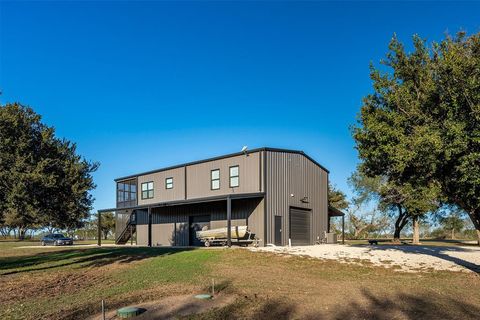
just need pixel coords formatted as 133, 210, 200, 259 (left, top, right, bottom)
107, 147, 335, 247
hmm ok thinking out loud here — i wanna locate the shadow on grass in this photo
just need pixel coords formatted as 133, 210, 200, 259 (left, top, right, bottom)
332, 288, 480, 320
349, 244, 480, 273
0, 247, 196, 276
197, 289, 480, 320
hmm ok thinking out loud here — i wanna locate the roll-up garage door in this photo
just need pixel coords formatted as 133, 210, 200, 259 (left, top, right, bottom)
289, 207, 311, 246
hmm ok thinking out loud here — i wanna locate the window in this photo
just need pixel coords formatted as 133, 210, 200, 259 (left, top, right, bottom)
211, 169, 220, 190
165, 177, 173, 189
141, 181, 154, 199
117, 179, 137, 208
229, 165, 239, 187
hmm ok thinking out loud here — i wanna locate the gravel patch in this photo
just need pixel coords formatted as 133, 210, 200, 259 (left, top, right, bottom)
251, 244, 480, 273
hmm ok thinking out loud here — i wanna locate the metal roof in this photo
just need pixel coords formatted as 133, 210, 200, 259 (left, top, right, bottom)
115, 147, 329, 182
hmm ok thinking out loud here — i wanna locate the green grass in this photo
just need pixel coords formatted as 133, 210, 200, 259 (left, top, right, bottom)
0, 246, 221, 319
0, 242, 479, 320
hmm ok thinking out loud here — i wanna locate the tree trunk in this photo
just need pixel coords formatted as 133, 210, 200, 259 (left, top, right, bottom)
412, 216, 420, 245
18, 227, 27, 240
465, 210, 480, 246
393, 205, 408, 243
451, 228, 455, 240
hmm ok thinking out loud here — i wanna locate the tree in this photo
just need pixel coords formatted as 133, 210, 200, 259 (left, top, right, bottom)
439, 210, 465, 240
348, 170, 436, 243
328, 182, 349, 210
351, 33, 478, 244
98, 212, 115, 240
0, 103, 98, 238
347, 209, 389, 239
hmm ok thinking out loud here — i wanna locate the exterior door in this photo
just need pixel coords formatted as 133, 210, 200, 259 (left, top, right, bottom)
189, 215, 211, 246
289, 207, 311, 246
274, 216, 282, 246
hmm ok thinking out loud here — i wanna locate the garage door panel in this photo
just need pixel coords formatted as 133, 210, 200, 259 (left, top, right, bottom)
290, 208, 311, 246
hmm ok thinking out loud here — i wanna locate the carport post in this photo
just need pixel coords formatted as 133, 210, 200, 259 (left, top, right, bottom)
97, 211, 101, 246
227, 196, 232, 247
342, 214, 345, 245
148, 206, 152, 247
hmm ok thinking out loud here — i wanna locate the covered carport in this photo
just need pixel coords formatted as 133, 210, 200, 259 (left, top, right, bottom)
328, 206, 345, 244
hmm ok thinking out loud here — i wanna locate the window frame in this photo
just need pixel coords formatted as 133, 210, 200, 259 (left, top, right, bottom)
117, 179, 137, 207
141, 181, 154, 199
211, 169, 220, 190
229, 165, 239, 188
165, 177, 174, 190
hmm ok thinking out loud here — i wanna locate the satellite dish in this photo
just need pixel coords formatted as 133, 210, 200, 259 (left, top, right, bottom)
241, 146, 248, 153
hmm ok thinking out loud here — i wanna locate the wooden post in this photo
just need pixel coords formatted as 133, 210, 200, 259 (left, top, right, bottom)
97, 211, 101, 246
227, 196, 232, 248
342, 214, 345, 244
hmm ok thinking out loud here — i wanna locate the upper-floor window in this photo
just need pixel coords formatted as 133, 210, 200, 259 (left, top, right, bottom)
229, 165, 239, 188
141, 181, 154, 199
117, 179, 137, 208
211, 169, 220, 190
165, 177, 173, 189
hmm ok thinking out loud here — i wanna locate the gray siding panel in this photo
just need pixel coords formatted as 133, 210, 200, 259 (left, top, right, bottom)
265, 151, 328, 245
186, 152, 262, 199
134, 198, 264, 246
137, 167, 185, 205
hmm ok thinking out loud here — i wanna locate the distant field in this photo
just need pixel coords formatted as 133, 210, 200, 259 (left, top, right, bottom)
0, 241, 479, 319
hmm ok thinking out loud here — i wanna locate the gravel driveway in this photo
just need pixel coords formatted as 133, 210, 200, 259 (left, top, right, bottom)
252, 244, 480, 273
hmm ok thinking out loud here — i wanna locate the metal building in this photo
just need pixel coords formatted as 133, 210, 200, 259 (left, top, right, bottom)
100, 147, 341, 247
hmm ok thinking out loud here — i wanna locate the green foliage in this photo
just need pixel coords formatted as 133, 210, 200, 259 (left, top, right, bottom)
353, 31, 480, 236
328, 182, 349, 210
0, 103, 98, 236
94, 212, 115, 239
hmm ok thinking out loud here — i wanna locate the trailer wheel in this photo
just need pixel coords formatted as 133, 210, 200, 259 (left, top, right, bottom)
204, 241, 210, 247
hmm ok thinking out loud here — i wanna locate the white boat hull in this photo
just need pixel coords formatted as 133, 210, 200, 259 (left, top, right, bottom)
196, 226, 248, 239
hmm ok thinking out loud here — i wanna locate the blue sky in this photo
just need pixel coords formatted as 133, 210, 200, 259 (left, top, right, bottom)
1, 1, 479, 212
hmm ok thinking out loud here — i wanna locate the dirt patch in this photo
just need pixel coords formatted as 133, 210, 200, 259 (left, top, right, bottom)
0, 260, 134, 305
0, 269, 109, 305
86, 294, 236, 320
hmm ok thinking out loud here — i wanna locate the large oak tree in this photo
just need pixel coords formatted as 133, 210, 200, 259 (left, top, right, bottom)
353, 32, 480, 244
0, 103, 98, 238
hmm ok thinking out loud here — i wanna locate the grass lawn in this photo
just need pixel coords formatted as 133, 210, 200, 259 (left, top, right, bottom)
0, 242, 479, 320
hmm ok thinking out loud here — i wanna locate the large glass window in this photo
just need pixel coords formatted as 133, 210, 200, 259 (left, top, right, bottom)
211, 169, 220, 190
141, 181, 154, 199
230, 165, 239, 187
117, 179, 137, 208
165, 177, 173, 189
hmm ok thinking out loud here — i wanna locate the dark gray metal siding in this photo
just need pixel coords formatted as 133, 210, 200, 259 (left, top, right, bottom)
135, 198, 264, 246
265, 151, 328, 245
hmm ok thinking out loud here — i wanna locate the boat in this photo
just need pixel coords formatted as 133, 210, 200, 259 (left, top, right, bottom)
196, 225, 248, 240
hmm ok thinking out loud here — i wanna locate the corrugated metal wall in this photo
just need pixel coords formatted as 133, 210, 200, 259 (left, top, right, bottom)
186, 152, 262, 198
137, 167, 186, 205
265, 151, 328, 245
135, 198, 264, 246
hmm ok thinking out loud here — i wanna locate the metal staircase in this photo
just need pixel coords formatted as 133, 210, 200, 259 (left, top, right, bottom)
115, 211, 136, 245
